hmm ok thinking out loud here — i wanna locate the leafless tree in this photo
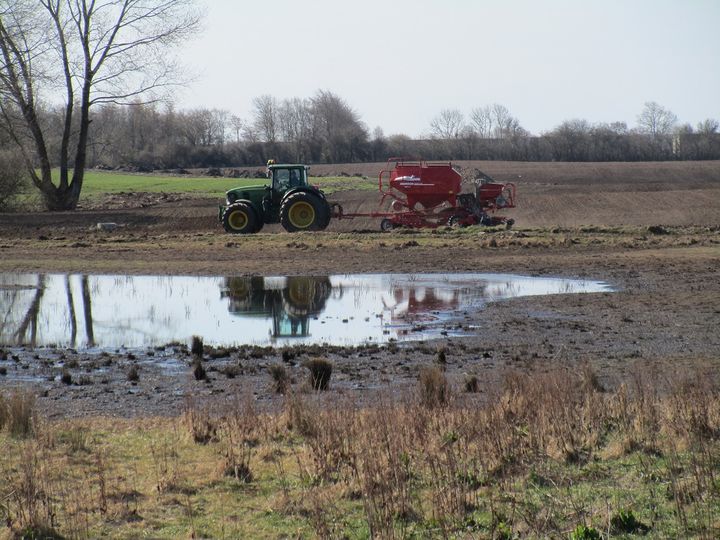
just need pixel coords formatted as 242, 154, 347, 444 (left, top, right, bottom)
429, 109, 464, 139
490, 104, 527, 139
278, 97, 313, 160
310, 90, 368, 162
178, 108, 229, 146
470, 106, 493, 138
0, 0, 200, 210
696, 118, 719, 135
230, 114, 244, 143
252, 94, 279, 143
636, 101, 677, 137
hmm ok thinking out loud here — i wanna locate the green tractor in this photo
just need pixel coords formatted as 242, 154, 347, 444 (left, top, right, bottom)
219, 163, 331, 234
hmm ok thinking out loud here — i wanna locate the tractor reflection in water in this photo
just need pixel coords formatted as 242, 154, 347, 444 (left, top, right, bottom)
222, 276, 332, 340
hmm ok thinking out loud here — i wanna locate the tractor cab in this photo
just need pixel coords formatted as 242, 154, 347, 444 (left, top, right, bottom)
269, 164, 309, 191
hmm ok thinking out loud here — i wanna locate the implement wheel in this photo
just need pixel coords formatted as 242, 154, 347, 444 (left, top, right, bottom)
222, 202, 258, 234
280, 192, 329, 232
380, 218, 395, 232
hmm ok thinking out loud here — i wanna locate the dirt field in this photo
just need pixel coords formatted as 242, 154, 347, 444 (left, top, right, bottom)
1, 160, 719, 418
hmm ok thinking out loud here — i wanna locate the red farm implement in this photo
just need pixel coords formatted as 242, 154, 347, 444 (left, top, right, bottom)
332, 158, 516, 231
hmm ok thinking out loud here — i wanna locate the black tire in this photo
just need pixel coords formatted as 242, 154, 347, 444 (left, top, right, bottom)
317, 198, 332, 230
222, 202, 258, 234
280, 192, 325, 232
380, 218, 395, 232
448, 214, 465, 228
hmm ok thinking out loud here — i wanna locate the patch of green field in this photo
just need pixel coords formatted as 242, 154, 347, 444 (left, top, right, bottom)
76, 170, 377, 201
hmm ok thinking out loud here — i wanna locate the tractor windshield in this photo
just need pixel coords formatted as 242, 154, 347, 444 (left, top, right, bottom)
273, 168, 305, 191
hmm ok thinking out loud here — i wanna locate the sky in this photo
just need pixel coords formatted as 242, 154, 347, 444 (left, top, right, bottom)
177, 0, 720, 137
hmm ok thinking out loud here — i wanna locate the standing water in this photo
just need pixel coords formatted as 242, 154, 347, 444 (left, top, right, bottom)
0, 273, 613, 348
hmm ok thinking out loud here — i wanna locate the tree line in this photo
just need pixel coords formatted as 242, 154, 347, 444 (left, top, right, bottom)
54, 98, 719, 171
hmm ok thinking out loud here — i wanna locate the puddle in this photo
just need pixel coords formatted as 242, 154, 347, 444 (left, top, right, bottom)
0, 273, 612, 349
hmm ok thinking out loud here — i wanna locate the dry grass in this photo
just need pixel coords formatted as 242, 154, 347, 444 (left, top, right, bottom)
1, 364, 719, 538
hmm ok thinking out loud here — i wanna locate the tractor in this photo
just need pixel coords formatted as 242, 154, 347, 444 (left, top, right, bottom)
219, 163, 331, 234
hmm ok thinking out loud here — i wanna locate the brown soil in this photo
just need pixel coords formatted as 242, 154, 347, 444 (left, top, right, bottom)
1, 161, 719, 418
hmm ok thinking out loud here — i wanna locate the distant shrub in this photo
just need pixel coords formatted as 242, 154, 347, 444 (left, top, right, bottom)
60, 370, 72, 385
0, 150, 28, 211
191, 335, 204, 357
611, 509, 650, 535
0, 390, 35, 438
464, 375, 480, 393
127, 365, 140, 382
269, 364, 290, 394
305, 358, 332, 391
192, 359, 207, 381
570, 524, 602, 540
419, 366, 450, 408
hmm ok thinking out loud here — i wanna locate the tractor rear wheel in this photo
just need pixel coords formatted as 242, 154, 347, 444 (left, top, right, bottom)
222, 202, 258, 234
280, 192, 329, 232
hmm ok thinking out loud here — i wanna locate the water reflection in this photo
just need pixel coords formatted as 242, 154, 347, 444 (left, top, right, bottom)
0, 273, 613, 349
222, 276, 332, 338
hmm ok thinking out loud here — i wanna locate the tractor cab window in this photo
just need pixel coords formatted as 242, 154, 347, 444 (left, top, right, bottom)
289, 169, 301, 187
273, 169, 290, 191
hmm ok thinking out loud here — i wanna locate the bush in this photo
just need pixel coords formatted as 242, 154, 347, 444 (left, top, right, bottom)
60, 370, 72, 385
610, 509, 650, 534
418, 366, 450, 408
0, 150, 28, 211
127, 365, 139, 382
0, 390, 35, 438
464, 375, 480, 393
269, 364, 290, 394
305, 358, 332, 391
192, 359, 207, 381
570, 524, 602, 540
191, 335, 204, 357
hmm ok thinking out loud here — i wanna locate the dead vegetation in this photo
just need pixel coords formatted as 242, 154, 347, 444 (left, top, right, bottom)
1, 363, 719, 538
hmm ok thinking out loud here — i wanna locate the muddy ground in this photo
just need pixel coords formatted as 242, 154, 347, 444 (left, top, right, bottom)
1, 161, 719, 418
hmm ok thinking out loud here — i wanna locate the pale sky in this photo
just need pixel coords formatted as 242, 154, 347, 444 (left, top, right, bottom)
177, 0, 720, 137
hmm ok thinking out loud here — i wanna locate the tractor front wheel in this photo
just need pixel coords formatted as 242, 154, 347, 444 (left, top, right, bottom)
222, 202, 258, 234
280, 192, 329, 232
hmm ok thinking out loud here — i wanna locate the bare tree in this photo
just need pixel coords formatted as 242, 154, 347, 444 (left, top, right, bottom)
310, 90, 368, 162
0, 0, 200, 210
230, 114, 244, 143
252, 94, 279, 143
696, 118, 719, 135
490, 104, 526, 139
470, 106, 493, 138
636, 101, 677, 137
429, 109, 464, 139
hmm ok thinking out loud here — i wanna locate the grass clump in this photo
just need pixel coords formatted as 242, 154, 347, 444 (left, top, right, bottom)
192, 359, 206, 381
190, 335, 204, 357
464, 374, 480, 393
0, 390, 35, 438
127, 365, 140, 382
305, 357, 332, 391
418, 365, 450, 407
60, 369, 72, 385
610, 509, 650, 535
269, 363, 290, 394
570, 524, 602, 540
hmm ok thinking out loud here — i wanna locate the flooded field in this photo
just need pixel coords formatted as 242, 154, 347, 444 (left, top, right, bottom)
0, 273, 612, 349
